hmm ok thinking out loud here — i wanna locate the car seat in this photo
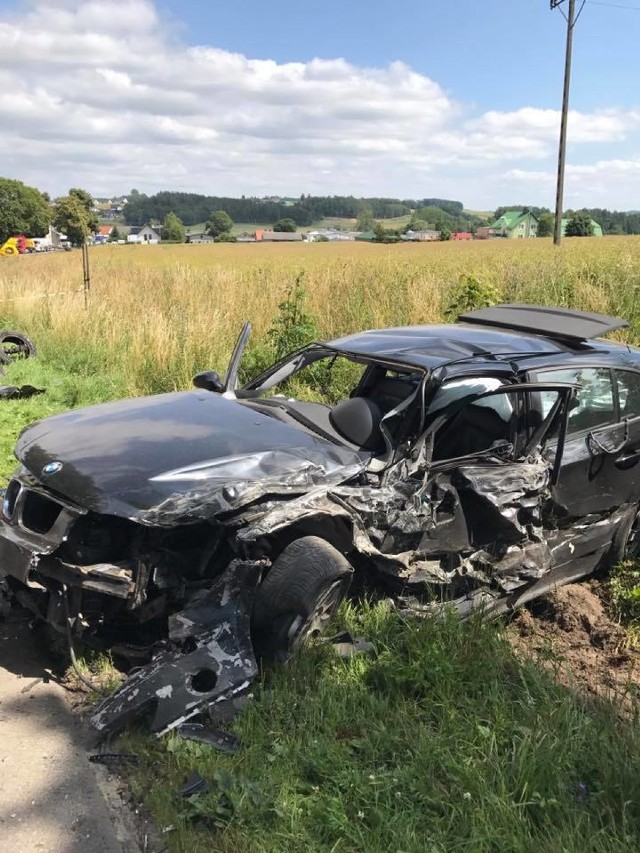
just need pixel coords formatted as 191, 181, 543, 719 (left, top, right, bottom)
329, 397, 385, 452
433, 404, 511, 460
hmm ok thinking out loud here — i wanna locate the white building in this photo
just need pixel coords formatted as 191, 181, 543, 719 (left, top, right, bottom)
127, 224, 161, 244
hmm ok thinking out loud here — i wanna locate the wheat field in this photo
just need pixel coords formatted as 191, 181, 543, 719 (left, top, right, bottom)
1, 237, 639, 395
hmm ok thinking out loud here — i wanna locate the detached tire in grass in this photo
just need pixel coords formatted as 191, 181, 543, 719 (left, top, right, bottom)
251, 536, 353, 661
0, 329, 37, 364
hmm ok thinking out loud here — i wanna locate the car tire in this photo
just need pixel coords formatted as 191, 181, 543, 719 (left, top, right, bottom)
0, 330, 37, 363
251, 536, 353, 661
604, 506, 640, 569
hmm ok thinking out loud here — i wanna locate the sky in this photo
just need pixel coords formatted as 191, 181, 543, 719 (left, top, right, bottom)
1, 0, 639, 210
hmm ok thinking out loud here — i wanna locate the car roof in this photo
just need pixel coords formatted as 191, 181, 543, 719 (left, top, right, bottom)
327, 322, 640, 373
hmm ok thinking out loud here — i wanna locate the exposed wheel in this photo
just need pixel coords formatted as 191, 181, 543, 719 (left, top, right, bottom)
603, 506, 640, 569
0, 330, 37, 363
2, 246, 17, 256
251, 536, 353, 661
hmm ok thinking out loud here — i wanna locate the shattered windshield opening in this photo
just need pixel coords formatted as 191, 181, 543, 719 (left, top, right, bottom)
240, 347, 427, 452
264, 353, 367, 405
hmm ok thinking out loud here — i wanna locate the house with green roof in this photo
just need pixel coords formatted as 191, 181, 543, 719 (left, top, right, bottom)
491, 209, 539, 239
561, 218, 603, 237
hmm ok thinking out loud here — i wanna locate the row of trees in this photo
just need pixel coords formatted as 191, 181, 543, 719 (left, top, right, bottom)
0, 178, 99, 246
123, 191, 472, 230
535, 210, 596, 238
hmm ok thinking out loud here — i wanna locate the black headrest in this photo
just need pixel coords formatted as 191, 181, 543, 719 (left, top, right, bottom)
329, 397, 384, 451
367, 377, 417, 412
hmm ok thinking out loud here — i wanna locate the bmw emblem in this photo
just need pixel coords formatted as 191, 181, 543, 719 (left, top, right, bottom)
42, 461, 63, 477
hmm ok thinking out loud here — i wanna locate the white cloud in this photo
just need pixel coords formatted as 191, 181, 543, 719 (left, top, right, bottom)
0, 0, 639, 207
469, 107, 640, 144
505, 158, 640, 207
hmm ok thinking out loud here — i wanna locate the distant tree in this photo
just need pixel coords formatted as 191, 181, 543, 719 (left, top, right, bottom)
420, 198, 464, 216
410, 205, 454, 233
53, 188, 98, 246
162, 211, 185, 242
69, 188, 95, 211
108, 225, 122, 243
565, 211, 594, 237
0, 177, 52, 243
273, 218, 297, 233
537, 212, 554, 237
356, 206, 375, 232
373, 222, 387, 242
207, 210, 234, 237
439, 225, 452, 241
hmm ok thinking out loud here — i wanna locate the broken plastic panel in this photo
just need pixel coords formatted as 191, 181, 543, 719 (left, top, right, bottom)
91, 559, 262, 736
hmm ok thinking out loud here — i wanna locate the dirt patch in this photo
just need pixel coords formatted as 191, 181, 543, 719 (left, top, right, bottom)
508, 581, 640, 716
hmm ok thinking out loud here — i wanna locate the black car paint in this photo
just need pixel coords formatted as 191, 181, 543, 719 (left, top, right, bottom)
1, 308, 639, 735
14, 390, 366, 522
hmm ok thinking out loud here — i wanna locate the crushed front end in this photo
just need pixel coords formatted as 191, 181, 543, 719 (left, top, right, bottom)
0, 466, 235, 651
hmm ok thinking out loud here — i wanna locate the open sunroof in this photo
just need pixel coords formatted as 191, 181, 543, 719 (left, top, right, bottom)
459, 304, 629, 342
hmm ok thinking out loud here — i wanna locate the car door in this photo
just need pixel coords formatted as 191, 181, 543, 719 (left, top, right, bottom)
613, 369, 640, 490
531, 366, 639, 518
360, 383, 574, 618
416, 383, 573, 552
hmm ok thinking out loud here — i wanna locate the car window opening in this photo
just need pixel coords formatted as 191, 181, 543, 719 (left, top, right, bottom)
243, 352, 424, 453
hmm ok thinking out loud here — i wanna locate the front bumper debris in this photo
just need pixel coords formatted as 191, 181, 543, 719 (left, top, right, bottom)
91, 559, 263, 736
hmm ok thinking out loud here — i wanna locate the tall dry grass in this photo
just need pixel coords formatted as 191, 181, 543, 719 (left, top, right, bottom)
1, 237, 639, 395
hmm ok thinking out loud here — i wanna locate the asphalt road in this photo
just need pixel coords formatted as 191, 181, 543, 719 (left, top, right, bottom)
0, 593, 139, 853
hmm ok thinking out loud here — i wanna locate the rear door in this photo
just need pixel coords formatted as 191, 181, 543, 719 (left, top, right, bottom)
531, 366, 639, 518
613, 369, 640, 490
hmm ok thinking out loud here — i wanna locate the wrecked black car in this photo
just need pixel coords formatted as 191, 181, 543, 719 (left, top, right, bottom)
1, 304, 640, 734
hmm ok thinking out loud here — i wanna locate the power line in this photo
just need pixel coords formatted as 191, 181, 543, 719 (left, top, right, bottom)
587, 1, 640, 10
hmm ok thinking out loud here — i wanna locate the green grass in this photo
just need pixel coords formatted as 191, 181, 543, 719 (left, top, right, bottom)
0, 357, 126, 482
609, 561, 640, 648
118, 603, 640, 852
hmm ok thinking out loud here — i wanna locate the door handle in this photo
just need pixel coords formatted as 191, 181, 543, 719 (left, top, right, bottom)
615, 449, 640, 470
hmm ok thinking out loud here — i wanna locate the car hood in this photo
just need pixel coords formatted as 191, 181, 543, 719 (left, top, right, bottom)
15, 391, 368, 525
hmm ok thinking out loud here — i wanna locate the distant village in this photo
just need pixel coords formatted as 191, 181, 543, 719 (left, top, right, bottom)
92, 196, 604, 246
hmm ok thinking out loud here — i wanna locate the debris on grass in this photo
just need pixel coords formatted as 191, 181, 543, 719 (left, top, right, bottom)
177, 771, 210, 798
178, 724, 242, 754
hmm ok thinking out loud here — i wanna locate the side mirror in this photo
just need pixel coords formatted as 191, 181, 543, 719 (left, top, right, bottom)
193, 371, 225, 393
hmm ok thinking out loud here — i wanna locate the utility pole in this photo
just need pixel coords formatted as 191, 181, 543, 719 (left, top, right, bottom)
551, 0, 585, 245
